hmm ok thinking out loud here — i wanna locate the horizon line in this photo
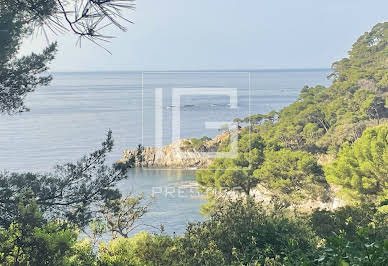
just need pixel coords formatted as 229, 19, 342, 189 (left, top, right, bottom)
50, 67, 331, 74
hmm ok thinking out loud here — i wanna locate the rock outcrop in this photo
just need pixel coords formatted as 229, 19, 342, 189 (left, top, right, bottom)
119, 132, 230, 169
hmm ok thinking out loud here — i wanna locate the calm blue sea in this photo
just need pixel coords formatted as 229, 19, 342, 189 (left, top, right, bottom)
0, 70, 331, 235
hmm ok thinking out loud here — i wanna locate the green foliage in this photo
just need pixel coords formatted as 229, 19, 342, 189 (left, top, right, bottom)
241, 112, 278, 127
65, 239, 96, 266
309, 204, 388, 265
97, 199, 318, 266
0, 0, 57, 114
325, 125, 388, 202
181, 136, 212, 151
314, 228, 388, 265
175, 198, 317, 265
242, 114, 266, 126
197, 133, 265, 195
198, 131, 329, 207
258, 85, 331, 151
0, 222, 78, 265
331, 22, 388, 79
254, 149, 327, 202
99, 231, 176, 266
0, 198, 80, 265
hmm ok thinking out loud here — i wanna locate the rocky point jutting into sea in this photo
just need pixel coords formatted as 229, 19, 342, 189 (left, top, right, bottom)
119, 132, 230, 169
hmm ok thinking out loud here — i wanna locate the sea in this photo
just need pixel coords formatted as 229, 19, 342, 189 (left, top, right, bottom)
0, 70, 332, 235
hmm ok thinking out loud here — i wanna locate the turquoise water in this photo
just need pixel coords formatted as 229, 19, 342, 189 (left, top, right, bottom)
0, 70, 331, 234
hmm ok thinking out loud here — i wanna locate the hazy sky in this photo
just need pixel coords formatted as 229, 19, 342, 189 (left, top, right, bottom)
21, 0, 388, 72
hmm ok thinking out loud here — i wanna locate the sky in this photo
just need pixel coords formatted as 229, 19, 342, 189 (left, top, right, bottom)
20, 0, 388, 72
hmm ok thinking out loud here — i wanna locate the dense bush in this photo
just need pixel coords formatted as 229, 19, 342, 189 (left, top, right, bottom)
99, 232, 176, 266
174, 198, 318, 265
311, 205, 388, 265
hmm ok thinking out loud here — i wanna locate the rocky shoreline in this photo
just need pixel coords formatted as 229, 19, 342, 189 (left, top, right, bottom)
119, 132, 230, 169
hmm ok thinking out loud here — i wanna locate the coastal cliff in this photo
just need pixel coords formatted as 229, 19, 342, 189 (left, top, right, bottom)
119, 132, 230, 169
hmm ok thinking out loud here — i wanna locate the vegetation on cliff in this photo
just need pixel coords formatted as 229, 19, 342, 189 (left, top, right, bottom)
256, 23, 388, 154
198, 23, 388, 211
181, 136, 212, 151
